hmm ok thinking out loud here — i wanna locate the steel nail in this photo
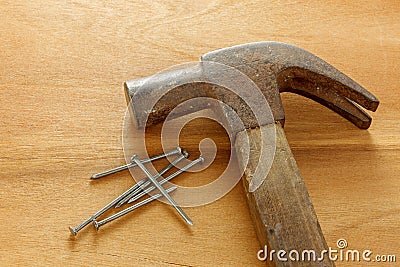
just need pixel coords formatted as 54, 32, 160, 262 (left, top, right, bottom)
115, 151, 189, 208
132, 156, 194, 226
127, 156, 204, 204
90, 146, 182, 179
68, 179, 146, 235
93, 186, 178, 230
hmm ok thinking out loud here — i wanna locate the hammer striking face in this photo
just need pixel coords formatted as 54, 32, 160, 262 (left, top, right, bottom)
124, 42, 379, 267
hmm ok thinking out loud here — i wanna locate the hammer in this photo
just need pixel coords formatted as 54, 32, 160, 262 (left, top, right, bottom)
124, 42, 379, 266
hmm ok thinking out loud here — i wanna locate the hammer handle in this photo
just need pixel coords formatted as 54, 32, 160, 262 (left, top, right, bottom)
235, 123, 335, 267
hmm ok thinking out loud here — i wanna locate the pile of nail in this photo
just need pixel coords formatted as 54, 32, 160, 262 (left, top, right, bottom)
69, 146, 203, 235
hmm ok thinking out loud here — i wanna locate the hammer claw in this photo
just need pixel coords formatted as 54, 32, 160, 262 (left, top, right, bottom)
278, 71, 373, 129
287, 86, 372, 129
204, 42, 379, 129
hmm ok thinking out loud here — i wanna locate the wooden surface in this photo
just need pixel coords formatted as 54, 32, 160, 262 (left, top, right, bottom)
0, 1, 399, 266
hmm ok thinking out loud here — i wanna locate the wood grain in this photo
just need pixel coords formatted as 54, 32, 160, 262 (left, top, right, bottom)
0, 1, 399, 266
236, 123, 334, 267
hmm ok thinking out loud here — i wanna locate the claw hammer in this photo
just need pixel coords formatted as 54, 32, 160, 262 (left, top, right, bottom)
124, 42, 379, 266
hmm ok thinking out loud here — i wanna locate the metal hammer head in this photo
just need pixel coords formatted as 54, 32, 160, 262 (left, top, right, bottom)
125, 42, 379, 130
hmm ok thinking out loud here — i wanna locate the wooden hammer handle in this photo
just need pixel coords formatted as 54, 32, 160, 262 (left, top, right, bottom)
235, 123, 335, 267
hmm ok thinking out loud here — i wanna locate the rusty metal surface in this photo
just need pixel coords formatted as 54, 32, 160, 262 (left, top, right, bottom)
202, 41, 379, 129
125, 41, 379, 130
124, 64, 213, 129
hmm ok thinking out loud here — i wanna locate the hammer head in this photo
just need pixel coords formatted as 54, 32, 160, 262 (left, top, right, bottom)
125, 42, 379, 131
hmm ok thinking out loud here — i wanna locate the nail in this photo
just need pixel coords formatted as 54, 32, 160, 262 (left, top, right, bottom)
69, 148, 185, 235
90, 146, 182, 179
129, 146, 182, 163
128, 156, 204, 204
115, 151, 189, 208
69, 179, 146, 236
132, 156, 194, 226
93, 186, 178, 230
